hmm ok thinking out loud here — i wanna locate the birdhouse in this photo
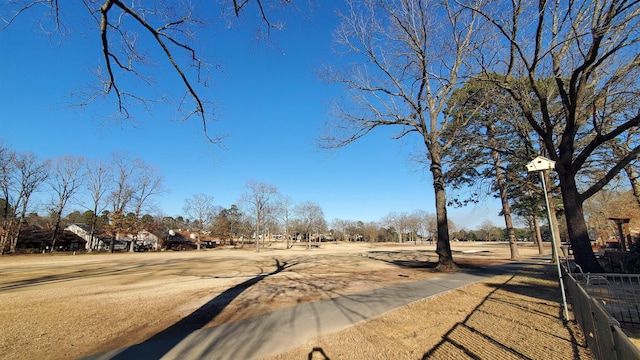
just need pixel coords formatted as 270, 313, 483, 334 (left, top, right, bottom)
526, 156, 556, 172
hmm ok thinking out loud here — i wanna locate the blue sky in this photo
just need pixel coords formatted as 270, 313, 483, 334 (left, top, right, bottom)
0, 2, 503, 230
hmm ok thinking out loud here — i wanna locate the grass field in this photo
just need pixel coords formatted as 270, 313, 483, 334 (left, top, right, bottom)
0, 241, 592, 359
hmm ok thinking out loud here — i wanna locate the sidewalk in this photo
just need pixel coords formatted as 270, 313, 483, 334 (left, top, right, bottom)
86, 259, 590, 359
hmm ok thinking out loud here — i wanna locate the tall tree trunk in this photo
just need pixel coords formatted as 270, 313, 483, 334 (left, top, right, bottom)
430, 158, 455, 271
255, 216, 260, 253
531, 216, 545, 255
109, 230, 116, 253
88, 206, 100, 252
558, 174, 604, 272
502, 201, 520, 260
11, 204, 30, 254
286, 229, 289, 249
10, 217, 25, 253
88, 218, 97, 252
0, 197, 9, 254
489, 132, 520, 260
0, 231, 7, 254
2, 219, 17, 254
51, 208, 63, 252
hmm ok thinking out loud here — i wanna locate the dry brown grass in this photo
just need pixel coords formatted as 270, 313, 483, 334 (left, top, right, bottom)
0, 242, 591, 359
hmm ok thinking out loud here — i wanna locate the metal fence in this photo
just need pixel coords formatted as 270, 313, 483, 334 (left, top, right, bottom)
564, 270, 640, 360
572, 272, 640, 327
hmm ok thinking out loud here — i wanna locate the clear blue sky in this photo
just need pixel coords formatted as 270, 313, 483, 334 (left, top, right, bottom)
0, 2, 503, 230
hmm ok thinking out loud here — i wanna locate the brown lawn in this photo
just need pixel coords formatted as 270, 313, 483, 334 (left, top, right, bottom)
0, 242, 592, 359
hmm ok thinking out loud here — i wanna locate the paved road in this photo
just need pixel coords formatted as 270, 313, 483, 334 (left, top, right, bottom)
85, 259, 546, 360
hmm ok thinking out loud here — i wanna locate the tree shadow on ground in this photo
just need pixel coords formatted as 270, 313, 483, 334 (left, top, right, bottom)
422, 267, 590, 360
365, 250, 437, 270
0, 256, 227, 292
109, 258, 293, 360
365, 249, 521, 272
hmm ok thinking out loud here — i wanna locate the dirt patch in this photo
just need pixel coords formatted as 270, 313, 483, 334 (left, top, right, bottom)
0, 242, 585, 359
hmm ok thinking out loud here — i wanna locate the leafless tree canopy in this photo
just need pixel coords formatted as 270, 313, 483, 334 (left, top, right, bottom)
48, 155, 86, 248
293, 200, 325, 248
183, 193, 216, 249
241, 179, 280, 251
0, 149, 49, 254
321, 0, 482, 148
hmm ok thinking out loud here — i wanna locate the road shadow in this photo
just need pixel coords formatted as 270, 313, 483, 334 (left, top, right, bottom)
422, 266, 590, 359
107, 258, 293, 360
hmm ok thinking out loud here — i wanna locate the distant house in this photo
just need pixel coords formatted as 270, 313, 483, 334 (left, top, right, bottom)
65, 224, 96, 250
120, 229, 159, 250
97, 239, 128, 251
65, 224, 159, 251
16, 224, 86, 252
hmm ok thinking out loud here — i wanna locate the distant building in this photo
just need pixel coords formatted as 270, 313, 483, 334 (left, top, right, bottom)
65, 224, 159, 251
65, 224, 95, 250
120, 229, 159, 250
15, 224, 86, 252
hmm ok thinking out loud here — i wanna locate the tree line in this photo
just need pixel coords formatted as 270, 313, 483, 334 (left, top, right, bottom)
0, 145, 164, 253
0, 139, 530, 254
3, 134, 634, 256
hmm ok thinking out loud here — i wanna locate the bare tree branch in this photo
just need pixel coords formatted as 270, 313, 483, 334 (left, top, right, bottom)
3, 0, 301, 145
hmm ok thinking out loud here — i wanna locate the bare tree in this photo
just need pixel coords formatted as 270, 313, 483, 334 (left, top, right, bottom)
405, 212, 422, 243
106, 153, 136, 252
611, 133, 640, 208
129, 160, 164, 251
48, 155, 86, 251
331, 218, 353, 241
241, 179, 279, 252
381, 213, 400, 243
322, 0, 483, 270
382, 212, 413, 243
362, 221, 380, 244
183, 193, 216, 250
84, 158, 113, 251
461, 0, 640, 271
412, 209, 435, 244
4, 152, 49, 253
275, 195, 295, 249
294, 201, 326, 250
425, 212, 438, 243
584, 188, 640, 243
477, 220, 502, 241
0, 143, 16, 254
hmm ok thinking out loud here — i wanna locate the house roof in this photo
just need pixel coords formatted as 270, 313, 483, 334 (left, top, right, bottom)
67, 223, 92, 232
